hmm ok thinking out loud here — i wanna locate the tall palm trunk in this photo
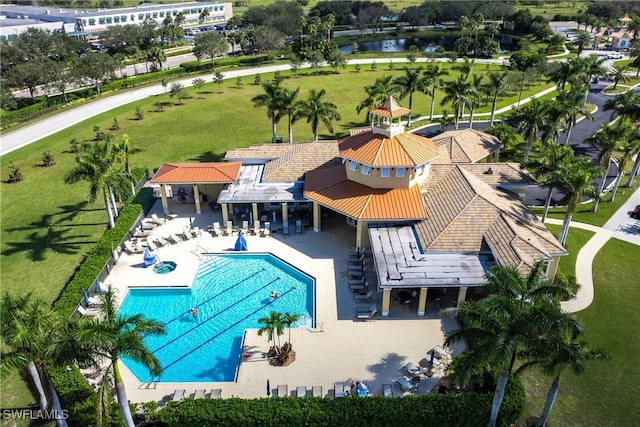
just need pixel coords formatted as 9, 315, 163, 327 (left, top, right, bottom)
28, 361, 49, 411
564, 124, 574, 145
609, 171, 624, 202
288, 115, 293, 143
490, 94, 498, 125
271, 118, 277, 143
406, 93, 413, 127
109, 187, 118, 218
541, 187, 554, 223
429, 87, 437, 121
591, 162, 609, 213
468, 105, 475, 129
113, 362, 135, 427
487, 370, 509, 427
48, 380, 68, 427
625, 157, 640, 187
523, 135, 535, 164
536, 375, 560, 427
103, 188, 115, 228
559, 204, 576, 246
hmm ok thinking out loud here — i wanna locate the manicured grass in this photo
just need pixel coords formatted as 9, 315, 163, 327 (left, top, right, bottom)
520, 238, 640, 426
531, 180, 640, 227
544, 223, 594, 282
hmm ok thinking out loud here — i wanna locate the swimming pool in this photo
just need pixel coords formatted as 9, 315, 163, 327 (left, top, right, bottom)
118, 253, 315, 382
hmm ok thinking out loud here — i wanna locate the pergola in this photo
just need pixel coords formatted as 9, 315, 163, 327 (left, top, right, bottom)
149, 162, 241, 215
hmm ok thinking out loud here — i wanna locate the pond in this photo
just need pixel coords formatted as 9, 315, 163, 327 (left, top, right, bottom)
339, 35, 519, 54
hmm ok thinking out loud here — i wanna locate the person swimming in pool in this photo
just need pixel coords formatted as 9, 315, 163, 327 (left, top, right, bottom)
190, 307, 198, 319
270, 291, 278, 299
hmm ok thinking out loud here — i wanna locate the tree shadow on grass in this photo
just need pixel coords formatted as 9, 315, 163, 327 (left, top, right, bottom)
5, 201, 105, 233
2, 226, 93, 261
188, 151, 225, 163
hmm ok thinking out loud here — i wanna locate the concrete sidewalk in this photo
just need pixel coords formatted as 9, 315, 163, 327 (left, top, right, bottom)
545, 186, 640, 313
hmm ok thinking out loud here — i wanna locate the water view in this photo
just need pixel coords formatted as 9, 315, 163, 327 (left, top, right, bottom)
339, 35, 519, 54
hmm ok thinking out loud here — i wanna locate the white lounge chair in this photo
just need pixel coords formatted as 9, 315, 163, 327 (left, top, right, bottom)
210, 389, 222, 399
191, 227, 202, 237
209, 222, 222, 236
77, 305, 101, 318
123, 240, 143, 255
171, 389, 185, 401
403, 362, 425, 378
241, 220, 249, 234
262, 222, 271, 238
296, 386, 307, 397
349, 278, 367, 291
348, 260, 366, 271
396, 376, 418, 393
150, 213, 165, 225
312, 386, 322, 398
193, 389, 205, 399
225, 221, 233, 236
153, 235, 168, 246
356, 304, 377, 320
295, 219, 302, 234
354, 289, 372, 301
147, 240, 158, 251
382, 384, 393, 398
167, 233, 181, 244
253, 220, 260, 235
277, 384, 288, 397
182, 227, 193, 240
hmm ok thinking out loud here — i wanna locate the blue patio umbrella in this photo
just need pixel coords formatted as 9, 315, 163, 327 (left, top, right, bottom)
429, 349, 435, 366
143, 247, 157, 267
249, 210, 253, 225
267, 379, 271, 397
189, 216, 193, 228
139, 222, 145, 232
272, 210, 277, 224
81, 289, 89, 306
95, 279, 103, 293
234, 232, 248, 251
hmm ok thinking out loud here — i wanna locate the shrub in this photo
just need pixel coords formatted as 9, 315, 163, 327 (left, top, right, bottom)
41, 151, 55, 167
135, 107, 144, 121
109, 117, 121, 131
7, 162, 23, 183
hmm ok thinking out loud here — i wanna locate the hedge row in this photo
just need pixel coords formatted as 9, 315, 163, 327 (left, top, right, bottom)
49, 187, 154, 426
155, 378, 525, 427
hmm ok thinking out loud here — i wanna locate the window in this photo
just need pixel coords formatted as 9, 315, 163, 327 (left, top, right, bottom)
152, 12, 158, 18
160, 11, 164, 17
349, 161, 358, 171
220, 5, 224, 10
131, 14, 135, 21
88, 18, 95, 25
396, 168, 405, 177
380, 167, 390, 177
106, 17, 112, 23
139, 13, 144, 20
361, 165, 371, 175
113, 16, 120, 22
98, 18, 105, 24
121, 15, 127, 22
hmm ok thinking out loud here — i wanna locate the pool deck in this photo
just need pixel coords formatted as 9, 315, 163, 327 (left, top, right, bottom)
106, 201, 464, 403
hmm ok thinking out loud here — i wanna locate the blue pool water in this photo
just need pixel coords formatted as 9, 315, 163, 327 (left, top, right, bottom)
118, 253, 315, 382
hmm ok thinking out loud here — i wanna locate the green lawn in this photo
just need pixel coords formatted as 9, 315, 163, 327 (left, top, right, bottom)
0, 61, 623, 420
520, 238, 640, 426
544, 224, 594, 283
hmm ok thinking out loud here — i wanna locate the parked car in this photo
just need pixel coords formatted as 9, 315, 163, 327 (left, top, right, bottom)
607, 52, 624, 59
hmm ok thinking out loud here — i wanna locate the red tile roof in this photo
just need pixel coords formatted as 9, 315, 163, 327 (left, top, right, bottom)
304, 165, 427, 220
150, 162, 241, 184
338, 131, 440, 167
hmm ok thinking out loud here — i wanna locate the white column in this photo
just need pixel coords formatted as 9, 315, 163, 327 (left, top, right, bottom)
313, 202, 321, 232
281, 202, 289, 231
193, 184, 201, 214
381, 288, 391, 317
356, 220, 364, 249
456, 287, 468, 307
418, 288, 428, 316
222, 203, 229, 224
252, 203, 259, 225
160, 184, 169, 214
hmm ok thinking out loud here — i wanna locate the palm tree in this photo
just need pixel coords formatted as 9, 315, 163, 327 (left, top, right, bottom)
573, 30, 592, 55
445, 262, 579, 427
483, 71, 509, 125
540, 101, 566, 147
282, 312, 300, 345
603, 90, 640, 121
279, 87, 302, 143
547, 58, 583, 91
509, 98, 547, 163
393, 66, 426, 126
72, 287, 165, 427
252, 81, 284, 143
0, 293, 59, 411
530, 335, 608, 427
356, 75, 399, 115
609, 64, 630, 91
466, 74, 483, 129
587, 121, 628, 212
298, 88, 341, 141
628, 46, 640, 76
64, 140, 125, 228
257, 311, 284, 354
423, 63, 450, 121
524, 144, 575, 223
440, 75, 472, 130
558, 85, 593, 145
557, 156, 603, 245
623, 127, 640, 187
